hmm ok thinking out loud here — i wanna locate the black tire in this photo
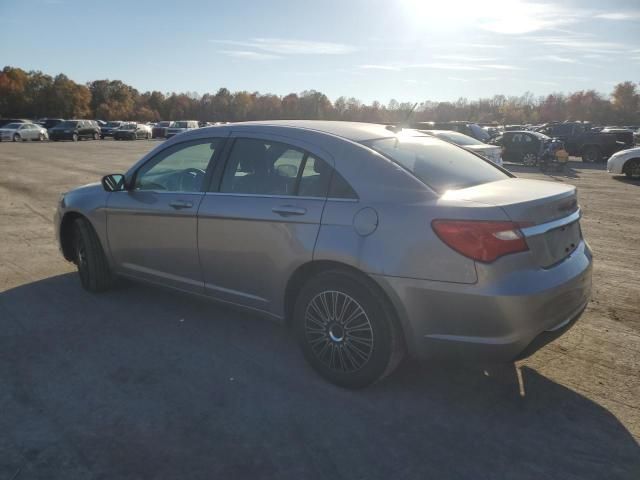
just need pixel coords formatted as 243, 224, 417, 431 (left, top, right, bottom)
293, 270, 404, 388
624, 159, 640, 178
72, 133, 78, 142
73, 218, 113, 292
582, 146, 601, 163
38, 133, 45, 141
13, 133, 20, 142
93, 132, 99, 140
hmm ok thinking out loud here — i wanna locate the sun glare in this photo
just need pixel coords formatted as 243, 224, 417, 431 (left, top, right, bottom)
399, 0, 568, 34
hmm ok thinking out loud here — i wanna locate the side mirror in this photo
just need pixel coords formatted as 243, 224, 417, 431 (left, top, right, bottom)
102, 174, 126, 192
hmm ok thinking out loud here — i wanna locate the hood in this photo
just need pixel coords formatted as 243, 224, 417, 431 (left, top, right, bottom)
66, 182, 103, 197
611, 146, 640, 158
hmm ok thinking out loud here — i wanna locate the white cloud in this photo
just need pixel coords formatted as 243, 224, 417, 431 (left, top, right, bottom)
358, 64, 402, 71
211, 38, 356, 55
434, 55, 497, 62
218, 50, 282, 60
358, 62, 521, 72
536, 55, 579, 64
594, 12, 640, 20
525, 34, 625, 53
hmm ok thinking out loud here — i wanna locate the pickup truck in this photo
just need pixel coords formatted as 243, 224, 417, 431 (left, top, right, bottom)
535, 122, 632, 162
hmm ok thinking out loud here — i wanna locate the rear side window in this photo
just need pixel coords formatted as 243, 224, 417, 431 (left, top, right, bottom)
363, 136, 508, 193
219, 138, 347, 198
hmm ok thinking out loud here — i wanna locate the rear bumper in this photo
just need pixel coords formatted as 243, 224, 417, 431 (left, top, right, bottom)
373, 240, 593, 362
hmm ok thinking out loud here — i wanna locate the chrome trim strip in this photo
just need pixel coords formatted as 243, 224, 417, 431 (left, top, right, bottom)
203, 192, 358, 202
520, 208, 581, 237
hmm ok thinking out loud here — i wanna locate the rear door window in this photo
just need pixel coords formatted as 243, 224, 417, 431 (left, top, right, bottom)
363, 136, 509, 193
219, 138, 338, 198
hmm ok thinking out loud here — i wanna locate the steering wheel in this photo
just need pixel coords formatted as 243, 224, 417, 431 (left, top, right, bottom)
178, 168, 206, 191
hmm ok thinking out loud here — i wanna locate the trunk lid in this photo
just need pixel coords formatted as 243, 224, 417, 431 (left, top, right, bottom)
442, 178, 581, 267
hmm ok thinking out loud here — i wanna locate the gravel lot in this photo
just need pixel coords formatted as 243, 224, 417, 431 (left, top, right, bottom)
1, 139, 639, 479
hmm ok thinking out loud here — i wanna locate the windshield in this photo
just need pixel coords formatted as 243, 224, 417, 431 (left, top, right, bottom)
363, 136, 508, 193
173, 121, 188, 128
56, 121, 78, 128
430, 131, 485, 146
158, 121, 172, 127
3, 123, 22, 129
106, 122, 121, 127
469, 124, 491, 142
120, 124, 136, 130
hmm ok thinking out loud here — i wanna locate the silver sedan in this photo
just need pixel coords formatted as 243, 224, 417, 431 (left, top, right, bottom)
0, 122, 49, 142
55, 121, 592, 388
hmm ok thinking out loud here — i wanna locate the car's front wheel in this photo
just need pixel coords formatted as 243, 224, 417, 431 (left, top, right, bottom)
72, 133, 78, 142
624, 159, 640, 178
13, 133, 20, 142
93, 132, 99, 140
294, 270, 404, 388
73, 218, 113, 292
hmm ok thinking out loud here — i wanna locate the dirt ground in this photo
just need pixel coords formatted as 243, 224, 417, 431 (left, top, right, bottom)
1, 139, 638, 479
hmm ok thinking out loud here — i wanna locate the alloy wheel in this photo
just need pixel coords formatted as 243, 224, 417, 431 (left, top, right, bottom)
304, 290, 374, 373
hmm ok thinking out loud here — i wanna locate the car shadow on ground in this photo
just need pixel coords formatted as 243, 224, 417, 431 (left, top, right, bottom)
1, 273, 639, 479
612, 175, 640, 187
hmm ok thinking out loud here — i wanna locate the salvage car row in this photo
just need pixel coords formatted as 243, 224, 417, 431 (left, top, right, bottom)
0, 118, 208, 142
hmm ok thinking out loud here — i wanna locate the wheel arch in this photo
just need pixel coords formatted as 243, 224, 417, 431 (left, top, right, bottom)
59, 211, 97, 262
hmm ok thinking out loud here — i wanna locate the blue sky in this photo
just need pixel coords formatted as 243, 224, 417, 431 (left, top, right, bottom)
1, 0, 639, 103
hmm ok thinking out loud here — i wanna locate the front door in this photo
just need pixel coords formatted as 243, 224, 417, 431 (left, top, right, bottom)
106, 137, 224, 293
197, 135, 331, 315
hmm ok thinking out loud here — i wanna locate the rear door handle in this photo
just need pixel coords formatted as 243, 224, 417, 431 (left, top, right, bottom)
272, 205, 307, 216
169, 200, 193, 209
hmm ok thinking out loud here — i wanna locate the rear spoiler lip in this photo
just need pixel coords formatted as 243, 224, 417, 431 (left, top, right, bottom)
520, 208, 581, 238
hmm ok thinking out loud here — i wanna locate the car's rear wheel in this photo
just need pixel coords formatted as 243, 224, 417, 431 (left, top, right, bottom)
73, 218, 113, 292
13, 133, 20, 142
624, 159, 640, 178
293, 270, 404, 388
93, 132, 99, 140
72, 133, 78, 142
582, 146, 601, 163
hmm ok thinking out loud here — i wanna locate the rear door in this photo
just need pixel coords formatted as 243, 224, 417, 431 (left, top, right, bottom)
503, 133, 521, 161
106, 137, 225, 292
197, 134, 331, 315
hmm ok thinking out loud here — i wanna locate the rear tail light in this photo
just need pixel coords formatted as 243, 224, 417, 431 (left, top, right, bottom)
432, 220, 528, 263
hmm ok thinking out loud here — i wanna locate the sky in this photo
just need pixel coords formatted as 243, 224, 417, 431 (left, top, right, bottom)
1, 0, 639, 103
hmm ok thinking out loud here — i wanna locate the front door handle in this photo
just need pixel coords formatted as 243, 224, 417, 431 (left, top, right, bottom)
272, 205, 307, 216
169, 200, 193, 210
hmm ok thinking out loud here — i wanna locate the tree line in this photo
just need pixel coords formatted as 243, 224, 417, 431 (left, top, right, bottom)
1, 65, 638, 125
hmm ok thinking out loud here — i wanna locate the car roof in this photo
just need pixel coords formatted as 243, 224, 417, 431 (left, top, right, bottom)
195, 120, 405, 142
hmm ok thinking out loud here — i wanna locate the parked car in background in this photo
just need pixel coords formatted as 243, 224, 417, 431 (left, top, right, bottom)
55, 121, 592, 388
491, 131, 555, 165
152, 121, 174, 139
607, 146, 640, 178
100, 121, 124, 139
37, 118, 65, 132
535, 122, 631, 162
0, 122, 49, 142
113, 122, 152, 140
166, 120, 199, 138
0, 118, 29, 128
412, 121, 491, 143
49, 120, 101, 141
422, 129, 503, 166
